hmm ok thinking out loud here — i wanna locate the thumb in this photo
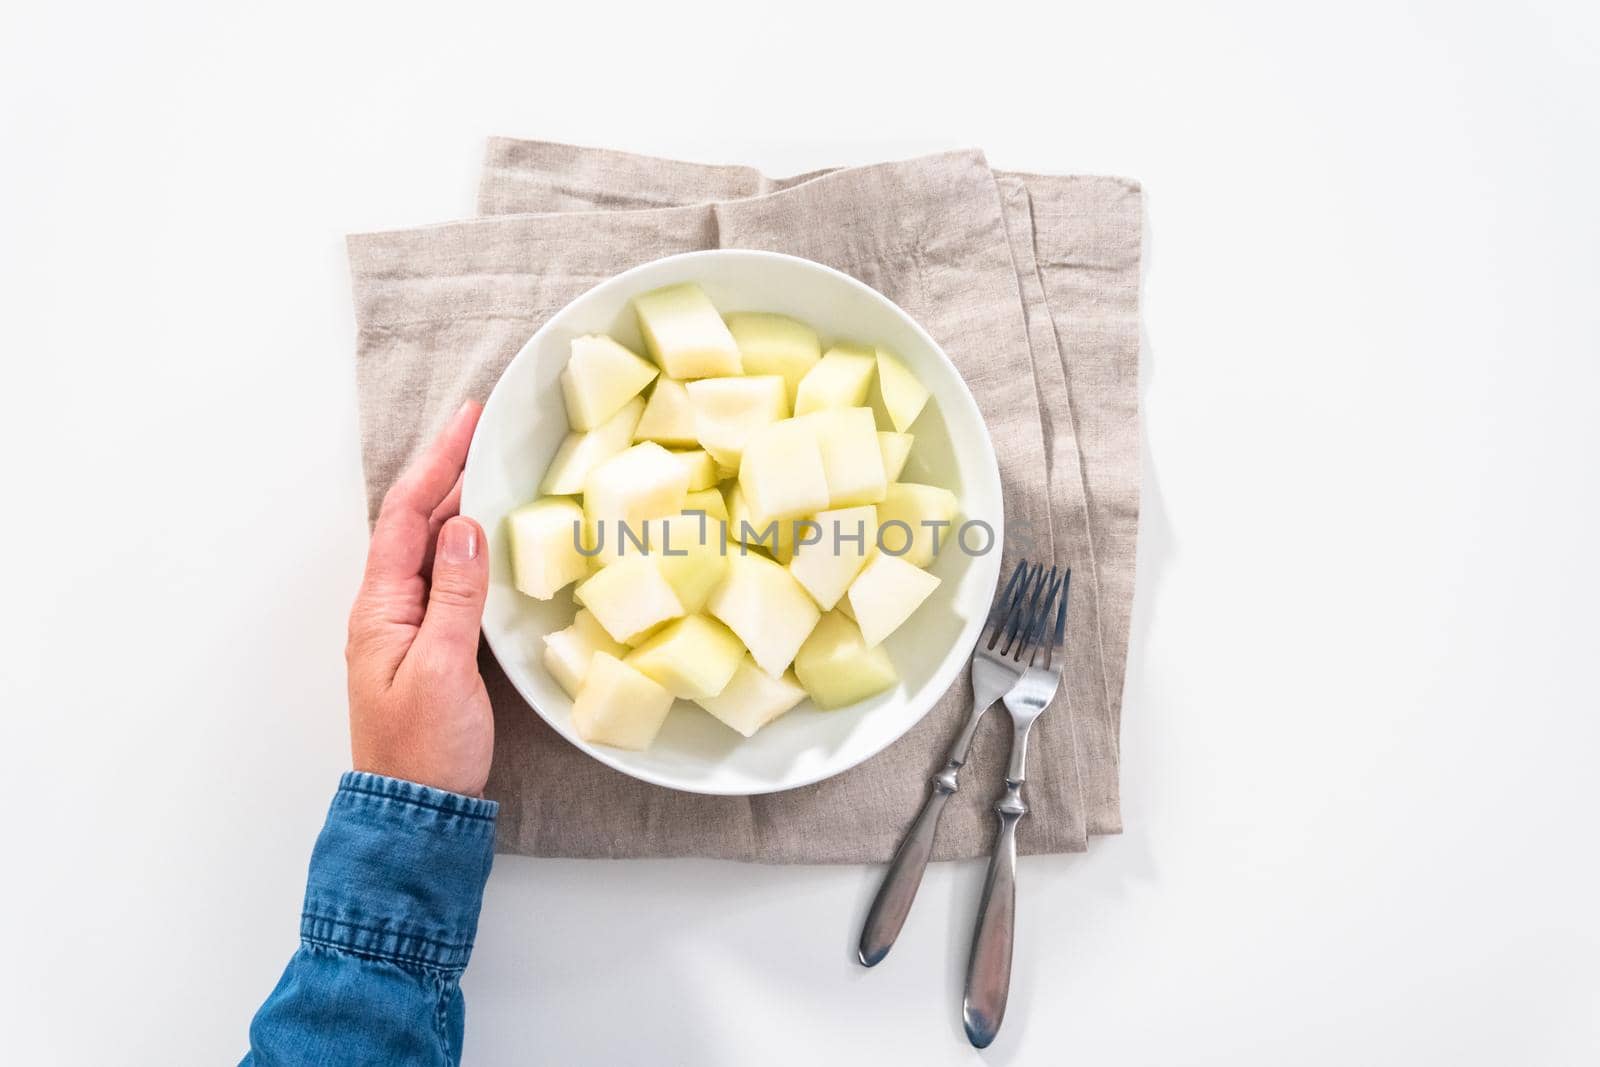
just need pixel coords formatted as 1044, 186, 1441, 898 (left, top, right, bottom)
414, 516, 489, 665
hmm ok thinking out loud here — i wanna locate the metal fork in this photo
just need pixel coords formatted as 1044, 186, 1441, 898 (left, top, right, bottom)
963, 567, 1070, 1048
858, 561, 1062, 968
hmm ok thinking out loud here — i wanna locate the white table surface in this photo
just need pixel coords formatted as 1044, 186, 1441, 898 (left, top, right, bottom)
3, 2, 1597, 1063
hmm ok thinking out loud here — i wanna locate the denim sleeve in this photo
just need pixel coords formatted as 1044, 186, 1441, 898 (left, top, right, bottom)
242, 772, 498, 1067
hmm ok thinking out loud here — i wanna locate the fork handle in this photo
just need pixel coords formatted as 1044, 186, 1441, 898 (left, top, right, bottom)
857, 762, 957, 966
963, 781, 1026, 1048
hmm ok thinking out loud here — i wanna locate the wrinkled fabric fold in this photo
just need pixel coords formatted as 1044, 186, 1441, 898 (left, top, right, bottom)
347, 142, 1142, 862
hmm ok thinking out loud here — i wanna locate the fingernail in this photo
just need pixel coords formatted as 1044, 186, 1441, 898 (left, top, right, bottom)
441, 518, 479, 563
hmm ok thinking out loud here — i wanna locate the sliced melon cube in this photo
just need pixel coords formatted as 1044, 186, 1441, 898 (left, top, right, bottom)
541, 396, 645, 496
793, 611, 897, 709
507, 497, 589, 600
543, 608, 628, 698
633, 282, 742, 379
724, 312, 821, 404
835, 593, 857, 621
639, 511, 729, 614
788, 505, 877, 610
633, 378, 699, 447
847, 552, 941, 646
794, 343, 876, 416
683, 487, 729, 524
877, 431, 914, 482
560, 334, 658, 431
876, 482, 960, 568
874, 347, 930, 432
583, 442, 690, 566
739, 417, 831, 529
707, 552, 820, 676
695, 656, 808, 737
669, 449, 720, 491
685, 376, 788, 469
571, 651, 675, 750
724, 484, 799, 563
804, 407, 887, 507
624, 613, 745, 699
573, 556, 684, 644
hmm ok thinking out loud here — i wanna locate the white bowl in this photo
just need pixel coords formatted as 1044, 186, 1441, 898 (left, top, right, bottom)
462, 250, 1002, 795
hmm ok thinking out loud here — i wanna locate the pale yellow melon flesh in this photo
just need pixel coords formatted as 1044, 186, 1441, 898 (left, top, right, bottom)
788, 504, 877, 610
670, 449, 720, 491
724, 312, 821, 404
804, 407, 887, 508
724, 484, 800, 563
573, 556, 685, 644
624, 613, 745, 699
738, 417, 831, 529
571, 651, 675, 750
507, 497, 589, 600
874, 347, 930, 432
560, 334, 658, 431
695, 656, 808, 737
707, 552, 820, 676
794, 343, 876, 415
793, 610, 897, 709
543, 608, 627, 698
684, 487, 729, 524
875, 482, 960, 568
633, 379, 700, 447
582, 442, 690, 566
877, 431, 914, 482
633, 282, 742, 379
847, 551, 941, 646
639, 511, 729, 614
685, 376, 789, 468
541, 396, 644, 496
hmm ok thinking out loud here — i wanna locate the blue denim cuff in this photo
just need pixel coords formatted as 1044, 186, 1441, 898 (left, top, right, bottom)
300, 772, 497, 974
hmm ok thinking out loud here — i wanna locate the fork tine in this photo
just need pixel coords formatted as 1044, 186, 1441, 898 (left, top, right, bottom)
1019, 567, 1061, 663
984, 561, 1029, 635
985, 561, 1034, 650
1025, 568, 1065, 667
1001, 564, 1049, 657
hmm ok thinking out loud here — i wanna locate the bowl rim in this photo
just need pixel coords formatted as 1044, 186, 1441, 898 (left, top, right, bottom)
463, 248, 1003, 795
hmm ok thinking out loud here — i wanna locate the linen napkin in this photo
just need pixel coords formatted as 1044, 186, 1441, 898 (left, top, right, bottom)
347, 145, 1141, 861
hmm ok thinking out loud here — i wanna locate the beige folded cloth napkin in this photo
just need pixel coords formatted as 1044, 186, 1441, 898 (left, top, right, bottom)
347, 142, 1141, 862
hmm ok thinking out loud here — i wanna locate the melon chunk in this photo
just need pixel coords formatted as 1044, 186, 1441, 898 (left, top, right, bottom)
670, 449, 720, 491
794, 343, 876, 415
684, 487, 729, 524
573, 556, 684, 644
874, 348, 930, 432
793, 611, 897, 709
724, 312, 821, 404
507, 497, 589, 600
560, 334, 658, 431
877, 431, 914, 482
583, 442, 690, 565
738, 417, 830, 528
624, 614, 745, 699
788, 505, 877, 610
707, 552, 820, 676
633, 379, 700, 447
639, 511, 729, 614
571, 651, 675, 750
633, 282, 742, 379
686, 376, 789, 468
540, 397, 644, 496
543, 608, 628, 698
805, 407, 887, 508
847, 552, 941, 646
875, 482, 960, 568
696, 656, 808, 737
725, 484, 799, 563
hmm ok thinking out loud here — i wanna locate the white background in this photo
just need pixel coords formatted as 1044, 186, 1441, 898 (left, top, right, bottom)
2, 2, 1597, 1064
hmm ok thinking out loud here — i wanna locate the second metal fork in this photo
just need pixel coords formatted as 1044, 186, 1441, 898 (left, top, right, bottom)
857, 561, 1064, 967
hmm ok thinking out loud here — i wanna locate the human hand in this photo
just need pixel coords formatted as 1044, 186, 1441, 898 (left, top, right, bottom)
345, 401, 493, 797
